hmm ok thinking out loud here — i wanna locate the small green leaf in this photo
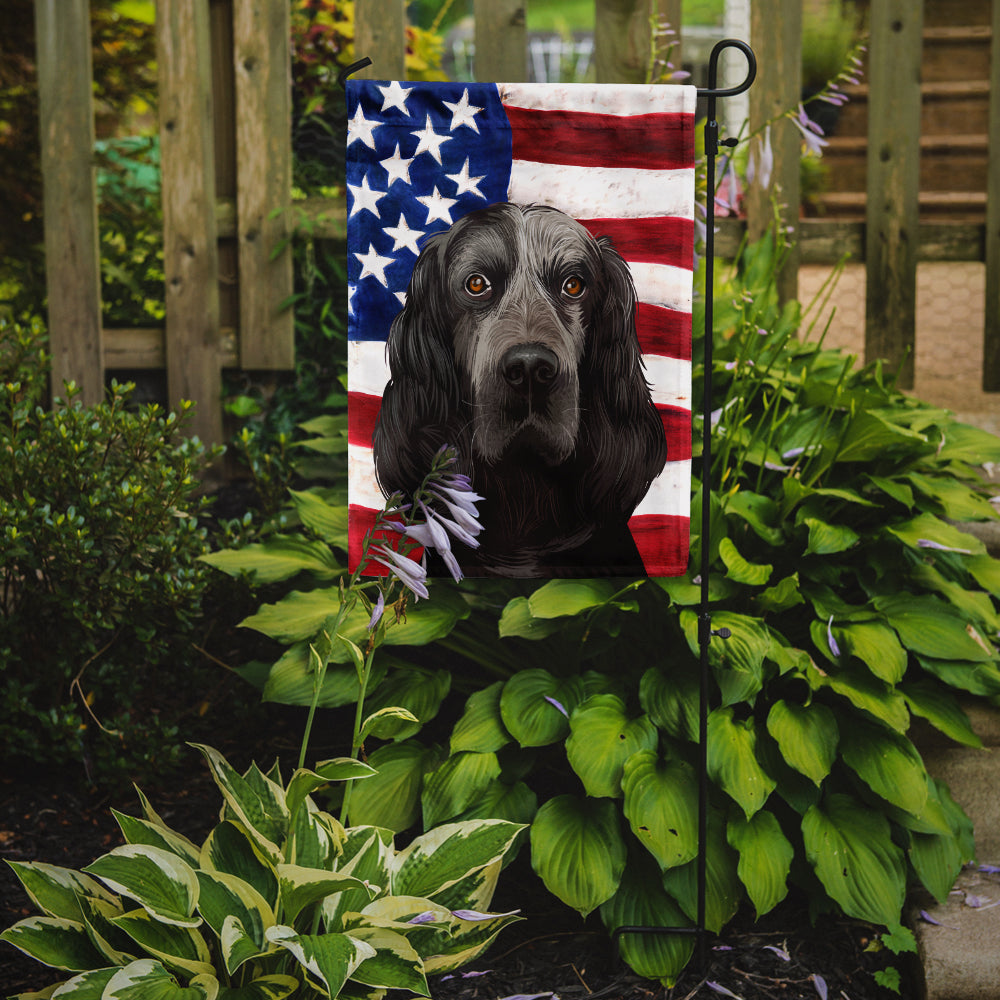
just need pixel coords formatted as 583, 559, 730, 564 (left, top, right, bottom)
718, 537, 772, 585
498, 596, 564, 639
839, 718, 929, 817
499, 670, 583, 747
450, 682, 511, 754
707, 708, 776, 818
526, 579, 620, 618
727, 811, 793, 917
765, 700, 838, 786
803, 517, 859, 555
421, 751, 502, 829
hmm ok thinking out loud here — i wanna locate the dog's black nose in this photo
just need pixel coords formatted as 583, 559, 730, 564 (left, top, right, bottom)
501, 344, 559, 396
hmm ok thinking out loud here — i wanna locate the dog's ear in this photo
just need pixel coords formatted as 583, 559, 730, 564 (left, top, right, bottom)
578, 236, 669, 517
373, 233, 462, 496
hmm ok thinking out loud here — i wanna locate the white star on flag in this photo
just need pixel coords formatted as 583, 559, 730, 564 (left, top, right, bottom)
447, 158, 486, 199
380, 144, 415, 187
443, 88, 484, 132
377, 80, 411, 114
347, 105, 380, 149
354, 244, 395, 286
347, 175, 385, 218
416, 186, 458, 225
384, 214, 424, 255
411, 115, 452, 163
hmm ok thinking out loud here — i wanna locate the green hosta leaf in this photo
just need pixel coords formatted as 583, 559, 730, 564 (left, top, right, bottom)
200, 535, 342, 584
639, 664, 699, 742
866, 474, 914, 509
5, 862, 118, 922
727, 811, 793, 917
277, 865, 374, 925
621, 751, 698, 871
661, 810, 741, 933
190, 746, 287, 862
874, 594, 995, 662
346, 926, 428, 994
526, 578, 620, 618
886, 512, 985, 557
499, 670, 584, 747
565, 695, 658, 798
803, 517, 859, 556
599, 852, 694, 987
530, 795, 626, 917
362, 667, 451, 740
200, 822, 278, 910
707, 708, 776, 818
111, 909, 214, 978
216, 975, 299, 1000
421, 751, 502, 828
393, 820, 524, 900
835, 410, 927, 463
802, 793, 906, 926
835, 621, 907, 684
911, 562, 1000, 633
839, 718, 929, 816
765, 700, 838, 786
83, 846, 200, 928
901, 680, 982, 748
112, 812, 201, 868
909, 826, 965, 905
0, 916, 107, 971
450, 682, 510, 754
681, 610, 770, 706
265, 926, 375, 997
103, 959, 218, 1000
195, 871, 273, 974
260, 644, 387, 709
809, 661, 910, 732
724, 490, 784, 545
453, 779, 538, 827
935, 421, 1000, 464
906, 472, 998, 522
288, 488, 349, 545
755, 573, 804, 614
497, 596, 565, 639
347, 740, 442, 832
718, 537, 772, 586
967, 553, 1000, 597
916, 655, 1000, 697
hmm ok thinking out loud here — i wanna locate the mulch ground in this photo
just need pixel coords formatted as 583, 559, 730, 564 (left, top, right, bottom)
1, 738, 913, 1000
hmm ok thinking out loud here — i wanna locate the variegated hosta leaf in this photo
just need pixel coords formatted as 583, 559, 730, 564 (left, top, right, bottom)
0, 916, 107, 972
706, 707, 776, 818
424, 859, 501, 916
765, 700, 838, 786
345, 926, 429, 995
323, 829, 393, 931
102, 958, 218, 999
4, 861, 118, 922
110, 908, 214, 979
200, 822, 278, 910
265, 926, 376, 998
83, 846, 200, 928
529, 795, 626, 917
450, 681, 511, 754
45, 966, 118, 997
288, 801, 343, 870
621, 751, 699, 871
727, 810, 793, 918
112, 810, 202, 868
566, 695, 658, 798
599, 852, 694, 987
276, 864, 375, 925
285, 760, 375, 824
77, 894, 136, 966
420, 751, 501, 829
195, 870, 274, 973
214, 974, 299, 1000
802, 793, 906, 926
391, 820, 524, 901
421, 907, 522, 975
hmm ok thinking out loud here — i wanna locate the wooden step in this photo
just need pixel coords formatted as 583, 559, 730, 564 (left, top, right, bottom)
922, 25, 993, 83
813, 190, 987, 222
922, 0, 992, 28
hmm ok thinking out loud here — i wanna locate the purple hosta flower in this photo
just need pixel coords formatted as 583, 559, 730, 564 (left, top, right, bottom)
367, 590, 385, 631
441, 970, 493, 981
791, 104, 829, 156
451, 908, 521, 921
979, 864, 1000, 874
715, 157, 742, 216
763, 944, 791, 962
544, 695, 569, 718
370, 543, 429, 600
827, 615, 842, 657
747, 125, 774, 191
407, 911, 438, 925
706, 983, 742, 999
812, 974, 828, 1000
917, 538, 973, 555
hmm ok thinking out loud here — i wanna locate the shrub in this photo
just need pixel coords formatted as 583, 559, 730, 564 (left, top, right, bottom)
0, 317, 220, 783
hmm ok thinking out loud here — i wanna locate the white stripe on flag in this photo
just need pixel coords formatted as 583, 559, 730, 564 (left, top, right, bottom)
627, 261, 693, 313
633, 459, 692, 519
499, 82, 697, 117
350, 443, 385, 510
646, 356, 692, 410
349, 340, 391, 399
508, 162, 695, 222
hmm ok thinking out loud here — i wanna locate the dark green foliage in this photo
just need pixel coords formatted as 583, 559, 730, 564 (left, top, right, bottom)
0, 317, 220, 783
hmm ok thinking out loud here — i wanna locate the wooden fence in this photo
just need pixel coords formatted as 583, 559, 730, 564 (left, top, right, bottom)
33, 0, 1000, 445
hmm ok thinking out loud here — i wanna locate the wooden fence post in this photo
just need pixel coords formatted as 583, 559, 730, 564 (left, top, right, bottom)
746, 0, 801, 306
157, 0, 223, 445
474, 0, 527, 82
594, 0, 652, 84
233, 0, 294, 370
354, 0, 406, 79
983, 0, 1000, 390
864, 0, 923, 390
34, 0, 104, 405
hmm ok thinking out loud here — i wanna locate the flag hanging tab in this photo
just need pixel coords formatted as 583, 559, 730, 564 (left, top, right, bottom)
347, 81, 696, 579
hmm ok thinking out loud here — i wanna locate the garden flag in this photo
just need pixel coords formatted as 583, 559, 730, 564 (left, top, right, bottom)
347, 80, 696, 578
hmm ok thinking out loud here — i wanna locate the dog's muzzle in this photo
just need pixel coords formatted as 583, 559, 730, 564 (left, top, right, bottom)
500, 343, 560, 406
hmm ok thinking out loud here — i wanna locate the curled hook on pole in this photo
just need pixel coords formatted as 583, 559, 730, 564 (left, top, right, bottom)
337, 57, 373, 90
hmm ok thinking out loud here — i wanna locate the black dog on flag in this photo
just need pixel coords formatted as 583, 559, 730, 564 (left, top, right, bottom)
372, 202, 667, 577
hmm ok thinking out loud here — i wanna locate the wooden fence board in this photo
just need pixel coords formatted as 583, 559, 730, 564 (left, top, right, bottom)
594, 0, 653, 83
747, 0, 801, 305
234, 0, 294, 369
34, 0, 103, 405
864, 0, 923, 389
983, 0, 1000, 389
157, 0, 223, 444
354, 0, 406, 79
474, 0, 527, 81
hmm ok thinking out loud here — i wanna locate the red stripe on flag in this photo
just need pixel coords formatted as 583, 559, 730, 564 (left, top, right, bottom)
348, 391, 381, 447
506, 106, 694, 170
578, 217, 694, 269
659, 405, 692, 461
629, 513, 690, 577
636, 303, 692, 360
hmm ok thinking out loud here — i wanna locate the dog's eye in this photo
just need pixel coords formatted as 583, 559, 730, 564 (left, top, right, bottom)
464, 273, 491, 298
562, 275, 586, 298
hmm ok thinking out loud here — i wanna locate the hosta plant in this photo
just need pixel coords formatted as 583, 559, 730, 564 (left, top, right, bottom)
1, 744, 523, 999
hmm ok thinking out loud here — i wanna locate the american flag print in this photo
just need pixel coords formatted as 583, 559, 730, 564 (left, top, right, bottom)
347, 80, 696, 578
